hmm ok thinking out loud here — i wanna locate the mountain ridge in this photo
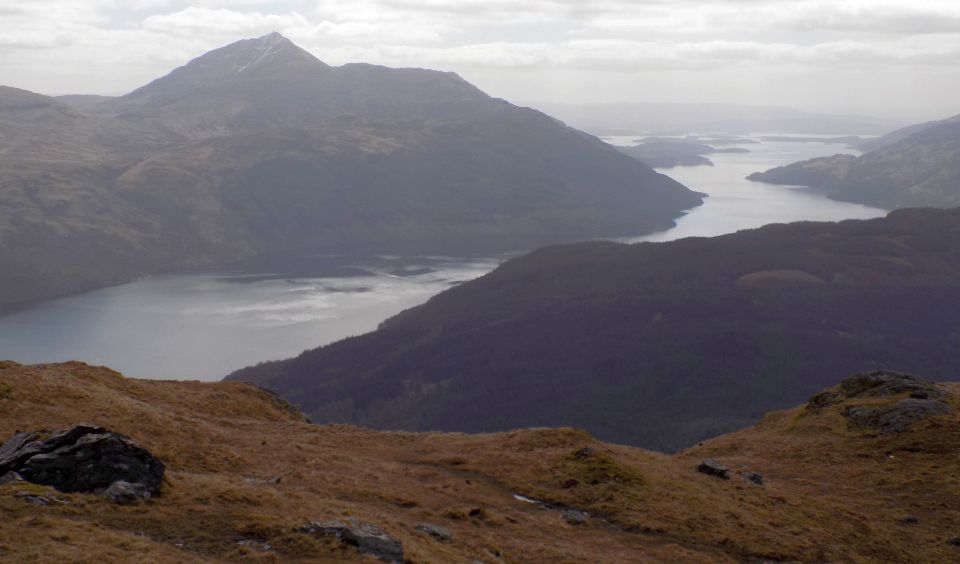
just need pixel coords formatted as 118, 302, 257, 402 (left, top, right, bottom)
228, 207, 960, 452
94, 32, 495, 139
0, 33, 701, 311
749, 112, 960, 209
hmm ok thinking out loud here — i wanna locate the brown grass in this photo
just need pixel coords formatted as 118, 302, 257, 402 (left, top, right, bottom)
1, 361, 959, 562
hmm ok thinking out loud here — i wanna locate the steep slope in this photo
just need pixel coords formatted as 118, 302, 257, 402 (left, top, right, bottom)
749, 115, 960, 209
96, 32, 334, 138
229, 208, 960, 451
3, 361, 960, 562
857, 113, 960, 151
0, 34, 701, 310
0, 87, 192, 309
114, 115, 697, 256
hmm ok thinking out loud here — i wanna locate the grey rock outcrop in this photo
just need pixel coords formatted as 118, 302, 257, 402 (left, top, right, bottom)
300, 518, 403, 562
563, 509, 589, 525
416, 523, 452, 541
807, 372, 953, 433
101, 480, 155, 505
0, 425, 164, 501
839, 371, 944, 400
846, 399, 952, 434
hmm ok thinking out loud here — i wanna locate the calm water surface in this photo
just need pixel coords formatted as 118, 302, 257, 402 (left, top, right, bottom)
0, 137, 885, 380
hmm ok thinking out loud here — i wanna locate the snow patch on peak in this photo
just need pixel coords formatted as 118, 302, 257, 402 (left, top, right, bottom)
254, 31, 286, 47
237, 32, 291, 74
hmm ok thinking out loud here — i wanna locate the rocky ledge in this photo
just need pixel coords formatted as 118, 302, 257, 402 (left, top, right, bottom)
808, 371, 954, 433
299, 517, 404, 563
0, 424, 165, 503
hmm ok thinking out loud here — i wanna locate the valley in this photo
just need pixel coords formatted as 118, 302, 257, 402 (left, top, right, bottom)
0, 137, 884, 380
4, 3, 960, 561
0, 34, 700, 313
230, 207, 960, 452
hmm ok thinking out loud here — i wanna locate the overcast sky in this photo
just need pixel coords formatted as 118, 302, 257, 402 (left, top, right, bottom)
2, 0, 959, 120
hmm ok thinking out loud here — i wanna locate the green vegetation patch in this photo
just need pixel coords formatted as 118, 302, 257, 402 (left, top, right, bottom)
559, 447, 644, 486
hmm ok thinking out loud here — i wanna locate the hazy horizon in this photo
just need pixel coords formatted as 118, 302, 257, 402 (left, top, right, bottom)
2, 1, 959, 122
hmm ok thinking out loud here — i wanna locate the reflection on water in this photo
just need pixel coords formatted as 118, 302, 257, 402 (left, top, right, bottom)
0, 137, 886, 381
0, 255, 502, 381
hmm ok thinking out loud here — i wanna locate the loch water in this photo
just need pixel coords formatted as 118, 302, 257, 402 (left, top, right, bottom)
0, 137, 885, 380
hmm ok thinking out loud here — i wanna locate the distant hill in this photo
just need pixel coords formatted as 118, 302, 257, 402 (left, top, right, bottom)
857, 114, 960, 152
228, 208, 960, 452
5, 361, 960, 561
55, 94, 114, 112
617, 139, 750, 168
0, 33, 701, 310
749, 114, 960, 209
0, 86, 187, 309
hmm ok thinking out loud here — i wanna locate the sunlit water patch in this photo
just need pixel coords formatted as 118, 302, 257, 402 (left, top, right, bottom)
0, 255, 501, 380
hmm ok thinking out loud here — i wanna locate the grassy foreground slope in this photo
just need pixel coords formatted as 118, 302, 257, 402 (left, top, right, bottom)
3, 361, 960, 562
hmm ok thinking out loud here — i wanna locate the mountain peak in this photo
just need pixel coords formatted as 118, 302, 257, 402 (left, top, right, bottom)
215, 31, 327, 75
232, 32, 299, 73
112, 32, 329, 107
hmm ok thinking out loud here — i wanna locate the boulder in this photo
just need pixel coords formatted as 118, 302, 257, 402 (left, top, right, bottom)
696, 459, 730, 480
846, 399, 953, 434
300, 518, 403, 563
0, 471, 23, 485
740, 471, 764, 485
563, 509, 589, 525
416, 523, 452, 541
101, 481, 154, 505
16, 492, 62, 506
0, 425, 164, 500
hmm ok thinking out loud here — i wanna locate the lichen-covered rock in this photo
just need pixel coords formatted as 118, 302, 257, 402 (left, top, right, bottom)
0, 425, 164, 500
809, 371, 946, 412
300, 518, 403, 563
416, 523, 452, 541
839, 371, 944, 400
846, 399, 953, 434
807, 372, 953, 433
16, 492, 60, 505
101, 480, 154, 505
563, 509, 589, 525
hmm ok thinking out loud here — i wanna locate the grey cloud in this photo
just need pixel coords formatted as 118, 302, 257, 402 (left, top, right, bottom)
1, 0, 959, 118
